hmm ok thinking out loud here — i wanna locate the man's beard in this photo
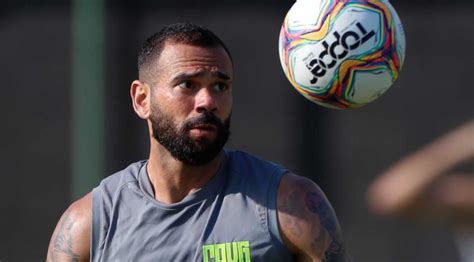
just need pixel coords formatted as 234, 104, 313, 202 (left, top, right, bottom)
150, 104, 231, 166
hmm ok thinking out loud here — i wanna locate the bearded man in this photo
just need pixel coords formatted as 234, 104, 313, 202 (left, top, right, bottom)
47, 22, 350, 262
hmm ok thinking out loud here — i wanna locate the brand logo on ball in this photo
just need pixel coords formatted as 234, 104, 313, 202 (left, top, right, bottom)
304, 22, 376, 85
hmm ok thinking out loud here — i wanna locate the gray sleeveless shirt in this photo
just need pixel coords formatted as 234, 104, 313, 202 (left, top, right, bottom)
91, 150, 294, 262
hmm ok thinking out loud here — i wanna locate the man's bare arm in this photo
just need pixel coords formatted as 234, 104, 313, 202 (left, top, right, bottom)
278, 173, 350, 261
366, 120, 474, 219
46, 193, 92, 262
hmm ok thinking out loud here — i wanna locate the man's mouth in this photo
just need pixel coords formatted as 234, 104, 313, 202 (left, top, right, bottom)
191, 124, 217, 131
189, 124, 217, 138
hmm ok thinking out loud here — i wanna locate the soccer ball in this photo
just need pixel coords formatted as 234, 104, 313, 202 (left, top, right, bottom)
279, 0, 406, 109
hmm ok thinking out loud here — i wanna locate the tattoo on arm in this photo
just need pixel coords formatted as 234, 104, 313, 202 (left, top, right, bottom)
305, 192, 337, 232
51, 211, 80, 262
279, 176, 350, 262
305, 191, 348, 262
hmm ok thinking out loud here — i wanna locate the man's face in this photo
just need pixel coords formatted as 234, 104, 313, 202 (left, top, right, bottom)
148, 42, 233, 165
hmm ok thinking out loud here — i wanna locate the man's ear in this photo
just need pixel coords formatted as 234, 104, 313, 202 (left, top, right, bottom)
130, 80, 151, 119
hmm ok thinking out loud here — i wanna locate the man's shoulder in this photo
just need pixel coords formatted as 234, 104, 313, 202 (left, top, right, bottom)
99, 160, 146, 187
94, 160, 147, 197
225, 149, 287, 175
277, 173, 350, 261
47, 193, 92, 262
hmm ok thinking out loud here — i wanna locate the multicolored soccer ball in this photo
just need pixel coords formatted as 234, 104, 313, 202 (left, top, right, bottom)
279, 0, 406, 109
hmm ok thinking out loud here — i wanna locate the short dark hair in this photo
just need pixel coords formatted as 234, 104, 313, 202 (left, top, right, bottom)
138, 22, 232, 75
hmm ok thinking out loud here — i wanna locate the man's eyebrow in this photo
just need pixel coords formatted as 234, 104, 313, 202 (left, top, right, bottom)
172, 71, 232, 82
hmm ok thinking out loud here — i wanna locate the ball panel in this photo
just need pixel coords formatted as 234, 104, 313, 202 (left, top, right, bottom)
345, 67, 393, 105
286, 0, 331, 31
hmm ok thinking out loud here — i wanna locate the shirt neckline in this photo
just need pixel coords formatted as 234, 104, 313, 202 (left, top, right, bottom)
138, 150, 228, 210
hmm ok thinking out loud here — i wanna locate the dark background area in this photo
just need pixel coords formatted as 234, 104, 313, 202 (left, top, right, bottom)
1, 0, 473, 261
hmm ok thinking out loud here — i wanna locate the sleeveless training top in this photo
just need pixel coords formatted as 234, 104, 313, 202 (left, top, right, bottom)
91, 150, 294, 262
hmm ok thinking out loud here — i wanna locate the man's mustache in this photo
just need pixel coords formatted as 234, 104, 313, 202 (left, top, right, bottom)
183, 113, 224, 130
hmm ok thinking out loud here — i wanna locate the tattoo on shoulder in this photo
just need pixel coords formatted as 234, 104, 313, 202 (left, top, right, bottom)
305, 192, 337, 234
305, 191, 348, 262
322, 241, 345, 262
279, 185, 350, 261
51, 211, 80, 262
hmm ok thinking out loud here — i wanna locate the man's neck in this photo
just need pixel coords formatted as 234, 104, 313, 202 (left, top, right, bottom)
146, 143, 224, 204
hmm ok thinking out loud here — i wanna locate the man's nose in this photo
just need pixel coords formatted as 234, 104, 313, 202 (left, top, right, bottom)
195, 87, 217, 113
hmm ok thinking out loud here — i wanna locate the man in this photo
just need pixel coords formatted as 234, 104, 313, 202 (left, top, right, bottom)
47, 23, 350, 262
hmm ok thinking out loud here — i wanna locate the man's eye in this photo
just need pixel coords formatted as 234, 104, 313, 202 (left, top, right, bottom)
178, 81, 194, 89
213, 82, 228, 92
